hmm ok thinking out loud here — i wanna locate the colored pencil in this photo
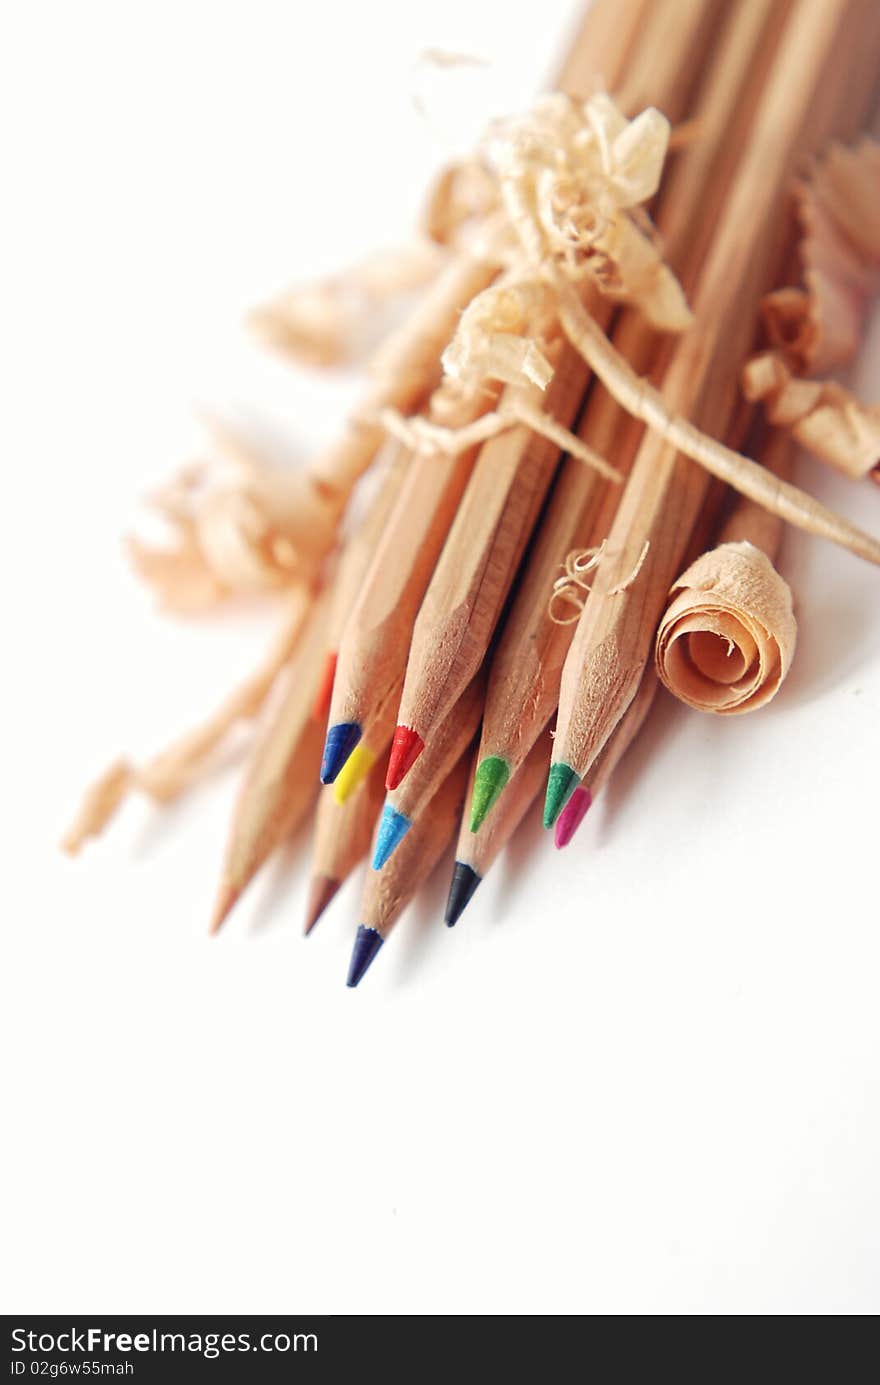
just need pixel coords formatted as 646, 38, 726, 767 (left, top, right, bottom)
469, 0, 738, 831
304, 758, 386, 934
210, 587, 331, 932
554, 671, 658, 848
446, 731, 550, 927
347, 753, 470, 987
373, 675, 485, 869
320, 384, 497, 785
546, 0, 880, 827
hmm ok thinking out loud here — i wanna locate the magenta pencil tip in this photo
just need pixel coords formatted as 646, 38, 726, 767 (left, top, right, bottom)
554, 785, 592, 848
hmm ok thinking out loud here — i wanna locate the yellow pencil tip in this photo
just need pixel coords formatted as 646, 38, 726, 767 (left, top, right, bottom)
333, 745, 377, 805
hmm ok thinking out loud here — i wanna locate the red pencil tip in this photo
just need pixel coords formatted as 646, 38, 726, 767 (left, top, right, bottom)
385, 726, 424, 791
311, 651, 338, 723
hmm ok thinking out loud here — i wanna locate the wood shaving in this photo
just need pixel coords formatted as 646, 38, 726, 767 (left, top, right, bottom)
548, 537, 649, 620
548, 544, 607, 624
128, 425, 339, 610
654, 541, 796, 714
61, 590, 311, 853
761, 140, 880, 374
743, 351, 880, 481
744, 137, 880, 482
377, 391, 618, 482
249, 241, 447, 368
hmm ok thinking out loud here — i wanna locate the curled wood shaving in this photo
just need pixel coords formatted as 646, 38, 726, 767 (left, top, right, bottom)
128, 426, 339, 611
743, 352, 880, 481
745, 137, 880, 484
654, 541, 796, 714
548, 545, 607, 624
762, 137, 880, 374
548, 538, 650, 621
249, 242, 448, 368
61, 592, 310, 854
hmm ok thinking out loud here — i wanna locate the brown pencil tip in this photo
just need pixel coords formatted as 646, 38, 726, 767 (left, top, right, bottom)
209, 880, 240, 935
304, 875, 340, 935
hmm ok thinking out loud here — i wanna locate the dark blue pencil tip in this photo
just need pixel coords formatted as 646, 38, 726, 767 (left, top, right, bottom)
320, 721, 362, 784
346, 926, 384, 988
444, 862, 481, 927
372, 805, 412, 870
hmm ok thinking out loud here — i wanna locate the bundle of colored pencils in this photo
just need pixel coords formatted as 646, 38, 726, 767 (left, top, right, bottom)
65, 0, 880, 987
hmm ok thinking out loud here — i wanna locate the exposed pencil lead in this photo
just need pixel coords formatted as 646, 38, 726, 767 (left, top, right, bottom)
312, 651, 338, 724
346, 926, 384, 987
469, 756, 510, 832
320, 721, 362, 784
209, 881, 241, 935
445, 861, 482, 926
333, 745, 376, 805
554, 785, 592, 848
543, 762, 579, 829
304, 875, 340, 935
386, 726, 424, 791
372, 805, 412, 870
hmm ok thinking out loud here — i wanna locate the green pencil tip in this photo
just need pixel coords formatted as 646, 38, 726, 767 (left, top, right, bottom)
543, 762, 579, 829
469, 756, 510, 832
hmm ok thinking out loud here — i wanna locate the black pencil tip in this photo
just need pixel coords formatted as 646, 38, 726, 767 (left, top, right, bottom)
346, 925, 384, 987
444, 861, 481, 927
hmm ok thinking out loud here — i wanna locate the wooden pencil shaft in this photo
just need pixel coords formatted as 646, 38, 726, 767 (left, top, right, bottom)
361, 754, 471, 938
554, 0, 880, 781
717, 427, 793, 560
584, 670, 658, 799
324, 439, 411, 649
328, 387, 493, 736
478, 0, 771, 774
396, 344, 589, 740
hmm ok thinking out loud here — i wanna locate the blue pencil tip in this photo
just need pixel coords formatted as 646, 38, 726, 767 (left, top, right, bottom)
320, 721, 362, 784
372, 805, 412, 869
346, 926, 384, 988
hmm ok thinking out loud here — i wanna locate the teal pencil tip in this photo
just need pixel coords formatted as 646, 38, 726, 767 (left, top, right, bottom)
543, 762, 579, 829
469, 756, 510, 832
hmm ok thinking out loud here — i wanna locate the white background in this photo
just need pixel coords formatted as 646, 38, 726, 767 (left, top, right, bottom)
3, 0, 879, 1315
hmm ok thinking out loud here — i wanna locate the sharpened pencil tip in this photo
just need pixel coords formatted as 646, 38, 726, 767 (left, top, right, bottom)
311, 651, 338, 724
385, 726, 424, 791
445, 861, 481, 926
469, 756, 510, 832
333, 745, 376, 805
346, 925, 384, 987
209, 881, 240, 935
543, 762, 579, 828
320, 721, 362, 784
554, 785, 592, 848
372, 805, 412, 870
304, 875, 340, 935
